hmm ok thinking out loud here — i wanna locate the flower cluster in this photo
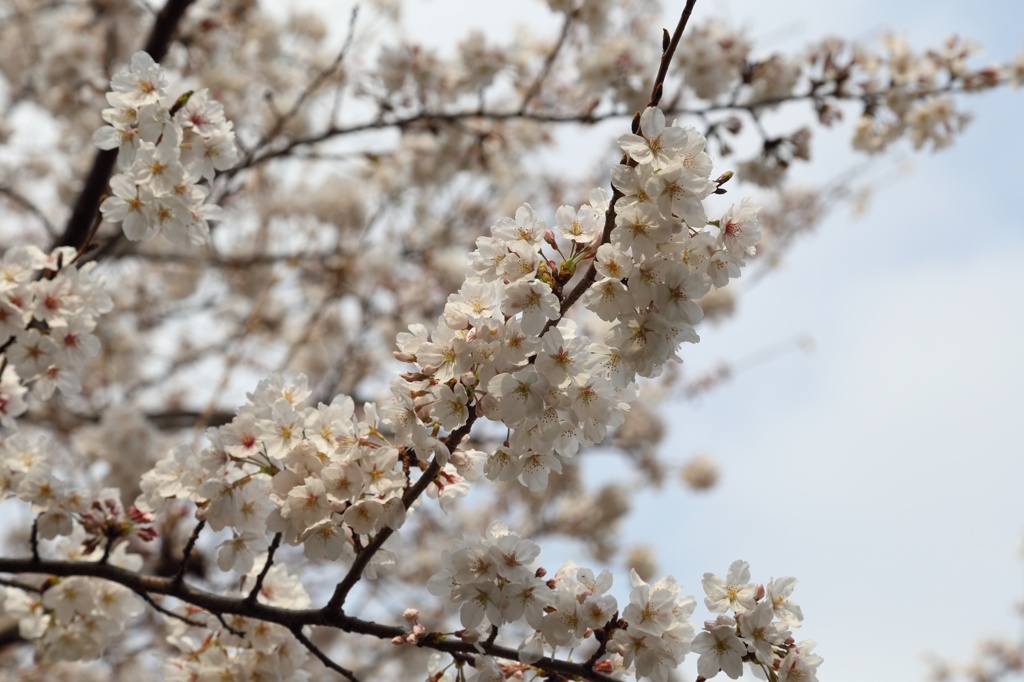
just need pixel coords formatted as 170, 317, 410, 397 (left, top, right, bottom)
694, 560, 821, 681
427, 521, 697, 682
393, 105, 758, 493
137, 373, 479, 574
96, 51, 237, 244
0, 245, 112, 424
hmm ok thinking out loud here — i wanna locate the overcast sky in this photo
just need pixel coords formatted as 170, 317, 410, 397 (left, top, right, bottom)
298, 1, 1024, 679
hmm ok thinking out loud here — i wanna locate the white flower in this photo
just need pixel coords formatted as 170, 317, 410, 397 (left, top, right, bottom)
692, 623, 745, 679
703, 560, 758, 614
617, 107, 689, 168
434, 383, 470, 431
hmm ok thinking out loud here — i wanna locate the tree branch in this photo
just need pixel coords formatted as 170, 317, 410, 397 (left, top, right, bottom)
0, 557, 623, 682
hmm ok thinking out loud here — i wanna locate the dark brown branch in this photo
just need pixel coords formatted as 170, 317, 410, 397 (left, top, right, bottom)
54, 0, 197, 251
0, 557, 622, 682
135, 590, 230, 634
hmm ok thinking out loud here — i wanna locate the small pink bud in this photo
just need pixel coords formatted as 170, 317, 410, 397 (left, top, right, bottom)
402, 608, 419, 622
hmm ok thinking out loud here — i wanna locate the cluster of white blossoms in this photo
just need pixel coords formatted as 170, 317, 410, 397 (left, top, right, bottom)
695, 560, 821, 680
426, 524, 818, 682
0, 245, 112, 423
394, 105, 759, 493
137, 372, 480, 575
427, 521, 694, 681
95, 51, 237, 244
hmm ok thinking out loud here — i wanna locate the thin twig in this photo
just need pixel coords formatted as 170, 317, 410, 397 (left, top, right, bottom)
171, 519, 205, 585
518, 8, 578, 114
292, 626, 363, 682
246, 533, 282, 604
0, 184, 56, 236
647, 0, 699, 109
136, 590, 215, 631
232, 6, 360, 177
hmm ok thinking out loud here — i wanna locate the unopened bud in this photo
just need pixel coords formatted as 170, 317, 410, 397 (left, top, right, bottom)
393, 351, 416, 363
544, 229, 558, 249
535, 567, 547, 578
402, 608, 420, 623
390, 636, 405, 645
755, 584, 766, 601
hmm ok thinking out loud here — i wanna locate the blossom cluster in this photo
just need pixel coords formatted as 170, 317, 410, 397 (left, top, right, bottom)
427, 521, 694, 682
0, 245, 112, 424
95, 51, 237, 244
695, 560, 821, 680
426, 524, 817, 682
137, 373, 478, 575
394, 106, 759, 493
0, 48, 822, 681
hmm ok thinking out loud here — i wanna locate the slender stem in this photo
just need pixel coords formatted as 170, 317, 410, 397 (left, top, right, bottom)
172, 519, 205, 585
292, 626, 363, 682
246, 533, 282, 603
648, 0, 699, 109
518, 8, 578, 115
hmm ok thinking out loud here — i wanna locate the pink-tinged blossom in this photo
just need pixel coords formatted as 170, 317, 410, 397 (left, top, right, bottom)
719, 199, 762, 256
739, 601, 789, 665
778, 640, 824, 682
